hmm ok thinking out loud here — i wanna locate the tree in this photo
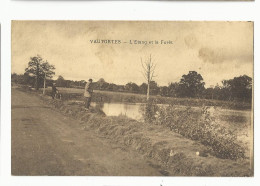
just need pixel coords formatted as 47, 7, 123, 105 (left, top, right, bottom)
213, 84, 221, 100
221, 75, 252, 102
139, 83, 148, 94
160, 86, 169, 97
149, 81, 159, 95
108, 83, 119, 91
25, 55, 55, 90
204, 86, 215, 100
168, 82, 179, 97
11, 73, 26, 85
141, 54, 156, 100
80, 80, 86, 87
177, 71, 205, 98
96, 78, 109, 90
125, 82, 139, 93
56, 75, 66, 87
219, 80, 233, 101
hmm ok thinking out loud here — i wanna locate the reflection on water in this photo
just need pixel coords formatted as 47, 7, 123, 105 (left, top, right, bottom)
67, 100, 252, 122
92, 102, 143, 120
91, 102, 251, 122
90, 101, 251, 160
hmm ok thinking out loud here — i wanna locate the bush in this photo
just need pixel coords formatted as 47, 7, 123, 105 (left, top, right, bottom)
151, 105, 245, 160
140, 100, 159, 123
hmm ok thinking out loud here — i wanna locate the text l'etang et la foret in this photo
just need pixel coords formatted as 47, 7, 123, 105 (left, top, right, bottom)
89, 39, 174, 45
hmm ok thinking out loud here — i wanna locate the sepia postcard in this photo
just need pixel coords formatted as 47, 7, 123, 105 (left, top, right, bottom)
11, 21, 253, 176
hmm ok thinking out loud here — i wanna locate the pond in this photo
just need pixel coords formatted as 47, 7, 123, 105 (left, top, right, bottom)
92, 102, 144, 120
69, 100, 251, 124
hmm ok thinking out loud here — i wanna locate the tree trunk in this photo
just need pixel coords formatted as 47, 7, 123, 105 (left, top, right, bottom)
36, 61, 39, 90
43, 73, 46, 94
147, 81, 150, 101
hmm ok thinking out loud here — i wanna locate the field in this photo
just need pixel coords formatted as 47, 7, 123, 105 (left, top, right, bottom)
43, 87, 252, 110
14, 85, 253, 176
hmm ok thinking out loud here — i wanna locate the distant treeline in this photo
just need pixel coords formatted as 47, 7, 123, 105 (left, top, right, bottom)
11, 71, 252, 103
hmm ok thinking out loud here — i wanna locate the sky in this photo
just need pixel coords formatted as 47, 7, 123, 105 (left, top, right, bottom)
12, 21, 253, 87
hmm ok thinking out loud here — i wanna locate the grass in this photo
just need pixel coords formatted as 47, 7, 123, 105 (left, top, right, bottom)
147, 104, 247, 160
17, 85, 253, 176
38, 93, 252, 176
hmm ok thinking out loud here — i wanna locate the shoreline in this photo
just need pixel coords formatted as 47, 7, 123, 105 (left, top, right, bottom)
29, 87, 252, 177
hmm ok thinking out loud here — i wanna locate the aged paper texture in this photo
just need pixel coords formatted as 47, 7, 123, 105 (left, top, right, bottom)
11, 21, 253, 176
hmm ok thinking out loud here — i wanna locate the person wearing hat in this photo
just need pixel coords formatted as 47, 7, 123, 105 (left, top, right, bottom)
51, 83, 58, 99
84, 79, 93, 110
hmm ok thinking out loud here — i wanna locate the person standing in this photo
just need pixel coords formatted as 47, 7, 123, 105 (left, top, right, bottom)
51, 83, 58, 99
84, 79, 93, 110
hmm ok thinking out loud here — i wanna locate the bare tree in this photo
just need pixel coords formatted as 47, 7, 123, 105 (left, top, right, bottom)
141, 54, 156, 101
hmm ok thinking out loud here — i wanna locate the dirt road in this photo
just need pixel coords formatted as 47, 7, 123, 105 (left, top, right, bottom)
11, 88, 165, 176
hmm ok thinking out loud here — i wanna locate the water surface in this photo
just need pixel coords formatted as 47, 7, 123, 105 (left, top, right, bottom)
92, 102, 143, 120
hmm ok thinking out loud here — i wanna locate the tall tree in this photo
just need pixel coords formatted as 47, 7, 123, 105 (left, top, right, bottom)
141, 54, 156, 101
178, 71, 205, 98
25, 55, 55, 90
222, 75, 252, 102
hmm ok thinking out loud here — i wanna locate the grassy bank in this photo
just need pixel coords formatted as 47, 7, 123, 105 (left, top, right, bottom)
36, 92, 252, 176
145, 104, 248, 160
43, 87, 252, 110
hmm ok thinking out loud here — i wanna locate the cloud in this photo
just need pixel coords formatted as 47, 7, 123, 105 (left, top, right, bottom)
12, 21, 253, 87
198, 46, 253, 65
198, 47, 225, 64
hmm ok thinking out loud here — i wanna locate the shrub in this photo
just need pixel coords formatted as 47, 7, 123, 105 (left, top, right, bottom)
153, 105, 245, 160
140, 100, 159, 123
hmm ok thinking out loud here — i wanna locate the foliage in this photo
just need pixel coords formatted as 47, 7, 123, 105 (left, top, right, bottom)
40, 87, 251, 110
177, 71, 205, 98
11, 73, 33, 85
153, 105, 245, 160
160, 86, 169, 97
139, 83, 148, 94
149, 81, 160, 95
95, 78, 110, 90
15, 59, 253, 104
168, 82, 179, 97
125, 82, 140, 93
222, 75, 252, 102
140, 100, 159, 123
56, 76, 66, 87
25, 55, 55, 90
